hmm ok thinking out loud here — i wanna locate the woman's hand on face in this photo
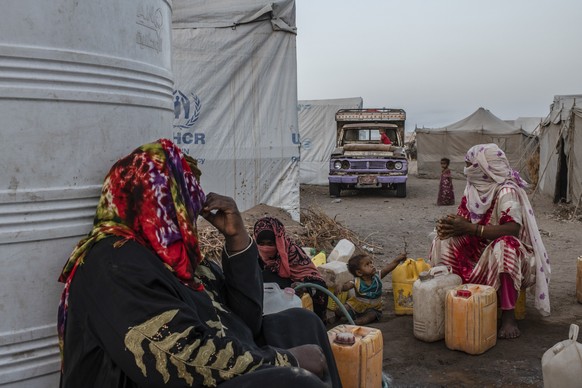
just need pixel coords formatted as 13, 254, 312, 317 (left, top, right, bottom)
201, 192, 249, 252
288, 344, 328, 380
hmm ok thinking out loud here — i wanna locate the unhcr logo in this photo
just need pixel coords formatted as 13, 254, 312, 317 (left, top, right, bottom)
173, 90, 201, 129
173, 90, 205, 146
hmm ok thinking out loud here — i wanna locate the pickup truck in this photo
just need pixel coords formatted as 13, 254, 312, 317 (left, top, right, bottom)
328, 108, 408, 197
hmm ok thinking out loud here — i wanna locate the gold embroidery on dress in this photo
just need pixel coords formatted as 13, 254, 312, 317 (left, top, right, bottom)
171, 357, 194, 385
195, 263, 216, 281
206, 319, 226, 338
124, 309, 179, 376
219, 349, 256, 379
149, 342, 170, 383
275, 352, 292, 367
212, 300, 228, 313
192, 340, 218, 386
124, 309, 263, 385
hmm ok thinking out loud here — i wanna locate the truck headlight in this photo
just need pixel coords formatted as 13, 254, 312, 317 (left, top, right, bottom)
386, 161, 395, 169
333, 161, 342, 170
394, 162, 403, 170
341, 160, 350, 169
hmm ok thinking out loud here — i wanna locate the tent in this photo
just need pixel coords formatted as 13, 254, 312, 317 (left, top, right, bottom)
172, 0, 300, 219
416, 107, 530, 179
537, 95, 582, 205
297, 97, 363, 185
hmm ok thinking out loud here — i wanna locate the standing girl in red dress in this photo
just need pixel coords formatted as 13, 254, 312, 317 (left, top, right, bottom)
437, 157, 455, 206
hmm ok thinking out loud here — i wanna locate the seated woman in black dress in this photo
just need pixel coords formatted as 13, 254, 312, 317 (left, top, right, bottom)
57, 139, 341, 387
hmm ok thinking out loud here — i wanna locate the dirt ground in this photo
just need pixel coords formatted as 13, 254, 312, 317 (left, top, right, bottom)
298, 161, 582, 387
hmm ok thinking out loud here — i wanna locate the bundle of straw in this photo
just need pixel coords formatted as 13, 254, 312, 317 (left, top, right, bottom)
197, 205, 382, 260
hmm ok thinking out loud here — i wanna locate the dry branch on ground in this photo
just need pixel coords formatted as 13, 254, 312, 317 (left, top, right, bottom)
197, 204, 383, 260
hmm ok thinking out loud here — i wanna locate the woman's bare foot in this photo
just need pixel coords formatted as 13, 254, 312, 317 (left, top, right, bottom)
498, 309, 520, 339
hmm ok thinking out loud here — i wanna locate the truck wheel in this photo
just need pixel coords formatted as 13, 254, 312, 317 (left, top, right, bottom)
396, 183, 406, 197
329, 183, 341, 197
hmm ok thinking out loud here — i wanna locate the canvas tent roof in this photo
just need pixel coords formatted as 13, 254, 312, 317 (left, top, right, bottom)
416, 107, 521, 135
416, 107, 529, 179
507, 117, 543, 136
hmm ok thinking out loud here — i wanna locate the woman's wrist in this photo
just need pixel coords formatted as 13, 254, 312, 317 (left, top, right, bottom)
225, 232, 252, 253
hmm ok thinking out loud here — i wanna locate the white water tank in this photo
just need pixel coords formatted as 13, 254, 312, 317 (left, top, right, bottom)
0, 1, 174, 386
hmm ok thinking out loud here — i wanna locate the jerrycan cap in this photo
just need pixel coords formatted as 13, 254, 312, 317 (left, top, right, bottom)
456, 289, 472, 298
334, 332, 356, 345
419, 271, 432, 281
283, 288, 296, 299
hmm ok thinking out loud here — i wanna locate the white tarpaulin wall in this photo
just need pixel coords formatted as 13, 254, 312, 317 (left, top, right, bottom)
537, 95, 582, 204
171, 0, 300, 219
416, 107, 529, 179
298, 97, 363, 185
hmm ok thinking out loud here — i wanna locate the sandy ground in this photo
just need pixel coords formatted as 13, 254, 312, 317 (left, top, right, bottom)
298, 161, 582, 387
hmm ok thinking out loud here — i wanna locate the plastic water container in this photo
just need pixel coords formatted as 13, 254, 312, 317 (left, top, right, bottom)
497, 289, 526, 320
328, 325, 383, 388
542, 323, 582, 387
301, 293, 314, 311
311, 251, 327, 267
318, 261, 353, 289
328, 239, 356, 263
327, 286, 349, 311
391, 258, 431, 315
577, 256, 582, 303
413, 266, 462, 342
263, 283, 302, 315
302, 247, 317, 258
445, 284, 497, 355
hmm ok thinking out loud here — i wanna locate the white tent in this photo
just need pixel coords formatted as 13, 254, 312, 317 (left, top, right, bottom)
507, 117, 543, 136
171, 0, 300, 219
297, 97, 363, 185
537, 95, 582, 205
416, 107, 530, 179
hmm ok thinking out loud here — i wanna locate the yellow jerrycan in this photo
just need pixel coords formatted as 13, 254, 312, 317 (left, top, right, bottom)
445, 284, 497, 355
391, 258, 431, 315
328, 324, 383, 388
301, 293, 313, 311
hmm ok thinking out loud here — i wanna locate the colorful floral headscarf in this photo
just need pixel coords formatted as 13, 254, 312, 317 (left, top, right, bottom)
464, 143, 551, 316
57, 139, 206, 359
253, 216, 323, 283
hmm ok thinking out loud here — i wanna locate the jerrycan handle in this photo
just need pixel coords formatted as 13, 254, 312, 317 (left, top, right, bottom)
569, 323, 579, 341
456, 289, 472, 298
429, 265, 451, 277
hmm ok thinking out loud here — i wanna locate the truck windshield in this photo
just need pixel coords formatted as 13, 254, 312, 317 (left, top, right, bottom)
344, 128, 396, 142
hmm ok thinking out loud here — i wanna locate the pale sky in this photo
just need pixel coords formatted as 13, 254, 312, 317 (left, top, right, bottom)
295, 0, 582, 131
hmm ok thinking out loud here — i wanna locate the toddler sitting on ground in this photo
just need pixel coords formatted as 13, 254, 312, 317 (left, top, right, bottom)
335, 253, 407, 325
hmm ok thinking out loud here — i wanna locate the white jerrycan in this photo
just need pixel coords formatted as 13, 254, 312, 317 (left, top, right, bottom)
541, 323, 582, 387
413, 265, 462, 342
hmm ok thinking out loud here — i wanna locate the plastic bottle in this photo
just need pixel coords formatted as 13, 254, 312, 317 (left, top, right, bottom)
311, 251, 327, 267
318, 261, 352, 289
263, 283, 302, 315
445, 284, 497, 355
328, 239, 356, 263
328, 324, 383, 388
413, 266, 462, 342
391, 258, 431, 315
